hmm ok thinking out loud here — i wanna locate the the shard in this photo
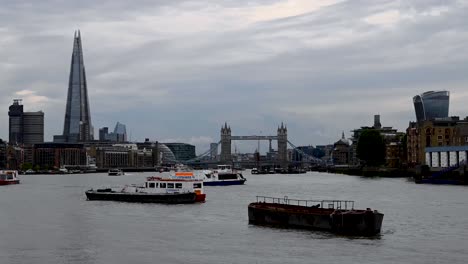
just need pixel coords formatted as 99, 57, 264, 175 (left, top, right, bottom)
55, 30, 93, 143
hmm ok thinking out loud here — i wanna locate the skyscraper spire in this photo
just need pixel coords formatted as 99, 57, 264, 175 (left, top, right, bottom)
56, 30, 93, 142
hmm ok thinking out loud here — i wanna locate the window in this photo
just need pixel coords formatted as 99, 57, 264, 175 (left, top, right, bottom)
175, 183, 182, 188
193, 183, 202, 188
149, 182, 155, 188
160, 183, 166, 188
167, 183, 174, 188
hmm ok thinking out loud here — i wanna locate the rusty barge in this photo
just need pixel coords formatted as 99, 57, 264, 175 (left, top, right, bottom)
248, 196, 384, 236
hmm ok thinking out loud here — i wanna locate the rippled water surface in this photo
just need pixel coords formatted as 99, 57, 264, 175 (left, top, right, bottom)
1, 172, 467, 264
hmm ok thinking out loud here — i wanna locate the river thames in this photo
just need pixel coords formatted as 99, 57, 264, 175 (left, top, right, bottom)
1, 172, 467, 264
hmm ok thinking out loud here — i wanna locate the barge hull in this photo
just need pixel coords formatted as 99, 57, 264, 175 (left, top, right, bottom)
86, 191, 197, 204
248, 203, 383, 236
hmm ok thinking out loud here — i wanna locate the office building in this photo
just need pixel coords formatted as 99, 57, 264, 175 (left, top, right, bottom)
413, 91, 450, 122
99, 127, 109, 141
8, 99, 24, 144
55, 30, 93, 143
98, 122, 127, 142
8, 99, 44, 145
22, 112, 44, 144
164, 143, 196, 161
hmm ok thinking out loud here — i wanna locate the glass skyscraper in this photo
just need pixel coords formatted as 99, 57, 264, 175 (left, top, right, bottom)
413, 91, 450, 122
55, 30, 93, 143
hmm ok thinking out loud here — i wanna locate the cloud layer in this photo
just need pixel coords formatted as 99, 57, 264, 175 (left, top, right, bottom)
1, 0, 468, 153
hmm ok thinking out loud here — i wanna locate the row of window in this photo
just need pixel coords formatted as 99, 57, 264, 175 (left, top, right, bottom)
147, 182, 182, 189
146, 182, 202, 189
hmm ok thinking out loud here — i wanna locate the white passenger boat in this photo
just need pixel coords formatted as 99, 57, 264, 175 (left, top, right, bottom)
86, 170, 205, 203
202, 165, 246, 186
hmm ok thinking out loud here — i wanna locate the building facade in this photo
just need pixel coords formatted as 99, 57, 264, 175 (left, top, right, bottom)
95, 143, 164, 168
407, 117, 468, 166
425, 146, 468, 168
413, 91, 450, 122
22, 112, 44, 144
34, 143, 87, 169
164, 143, 196, 161
332, 132, 351, 165
8, 99, 24, 144
55, 30, 93, 143
8, 99, 44, 145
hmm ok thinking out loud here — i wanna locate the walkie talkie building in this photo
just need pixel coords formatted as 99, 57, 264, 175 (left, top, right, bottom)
413, 91, 449, 122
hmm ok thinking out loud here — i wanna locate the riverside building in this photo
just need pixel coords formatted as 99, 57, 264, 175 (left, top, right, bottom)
407, 117, 468, 166
34, 143, 87, 169
164, 143, 196, 161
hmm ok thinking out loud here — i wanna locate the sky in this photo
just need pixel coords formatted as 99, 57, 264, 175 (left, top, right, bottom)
1, 0, 468, 154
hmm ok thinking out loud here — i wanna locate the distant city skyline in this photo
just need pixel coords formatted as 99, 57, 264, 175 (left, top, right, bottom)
2, 1, 468, 153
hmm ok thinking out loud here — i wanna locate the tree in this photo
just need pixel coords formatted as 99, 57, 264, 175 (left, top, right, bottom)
21, 163, 33, 171
356, 129, 386, 166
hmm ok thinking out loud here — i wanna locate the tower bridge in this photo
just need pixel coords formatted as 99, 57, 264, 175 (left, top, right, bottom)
220, 122, 288, 167
182, 123, 322, 167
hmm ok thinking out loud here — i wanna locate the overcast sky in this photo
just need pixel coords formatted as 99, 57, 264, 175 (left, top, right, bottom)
1, 0, 468, 153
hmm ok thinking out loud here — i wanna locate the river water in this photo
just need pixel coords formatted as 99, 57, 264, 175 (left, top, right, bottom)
0, 172, 467, 264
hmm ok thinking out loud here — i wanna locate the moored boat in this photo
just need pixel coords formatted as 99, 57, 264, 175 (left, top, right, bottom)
86, 170, 205, 203
248, 196, 383, 236
108, 168, 124, 176
202, 165, 246, 186
0, 170, 20, 185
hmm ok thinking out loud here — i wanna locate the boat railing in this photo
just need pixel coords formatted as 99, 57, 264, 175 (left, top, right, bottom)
255, 196, 355, 210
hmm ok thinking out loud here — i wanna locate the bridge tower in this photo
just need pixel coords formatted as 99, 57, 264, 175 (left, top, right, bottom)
220, 123, 232, 163
277, 123, 288, 168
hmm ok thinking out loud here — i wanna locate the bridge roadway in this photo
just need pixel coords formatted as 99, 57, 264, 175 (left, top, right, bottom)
230, 136, 278, 140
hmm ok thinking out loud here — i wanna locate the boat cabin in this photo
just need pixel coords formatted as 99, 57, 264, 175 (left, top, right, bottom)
217, 165, 233, 172
0, 170, 18, 180
144, 175, 204, 195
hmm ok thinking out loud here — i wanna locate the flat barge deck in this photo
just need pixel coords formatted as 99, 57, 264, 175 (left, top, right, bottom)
248, 196, 383, 236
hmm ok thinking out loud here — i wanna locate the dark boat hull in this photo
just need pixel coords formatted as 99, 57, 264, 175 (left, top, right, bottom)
248, 203, 383, 236
204, 179, 246, 186
0, 180, 20, 185
85, 191, 198, 204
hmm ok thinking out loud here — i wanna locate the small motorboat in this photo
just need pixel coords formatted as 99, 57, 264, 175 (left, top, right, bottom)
108, 168, 124, 176
0, 170, 20, 185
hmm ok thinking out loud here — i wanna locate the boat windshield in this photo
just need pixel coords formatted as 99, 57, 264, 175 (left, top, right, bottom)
0, 174, 13, 180
218, 165, 232, 170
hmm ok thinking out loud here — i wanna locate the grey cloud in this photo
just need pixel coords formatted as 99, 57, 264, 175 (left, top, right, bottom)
1, 0, 467, 152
